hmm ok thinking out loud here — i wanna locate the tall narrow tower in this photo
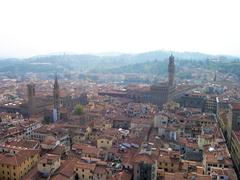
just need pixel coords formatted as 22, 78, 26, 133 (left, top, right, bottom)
213, 71, 217, 82
27, 83, 36, 115
168, 54, 175, 87
53, 74, 60, 121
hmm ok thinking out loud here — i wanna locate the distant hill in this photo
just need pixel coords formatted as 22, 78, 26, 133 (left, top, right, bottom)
0, 50, 238, 74
103, 58, 240, 80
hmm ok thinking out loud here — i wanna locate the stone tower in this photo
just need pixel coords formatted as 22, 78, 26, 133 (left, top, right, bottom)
27, 83, 36, 115
168, 54, 175, 87
213, 72, 217, 82
53, 74, 60, 121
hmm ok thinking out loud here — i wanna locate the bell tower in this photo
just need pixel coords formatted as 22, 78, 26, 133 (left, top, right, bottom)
27, 83, 36, 115
168, 54, 175, 87
53, 74, 60, 121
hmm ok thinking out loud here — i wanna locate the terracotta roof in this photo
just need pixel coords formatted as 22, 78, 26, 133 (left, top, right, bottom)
42, 138, 58, 145
39, 154, 60, 164
4, 139, 39, 149
94, 165, 107, 174
0, 149, 39, 166
158, 150, 180, 164
210, 167, 238, 180
51, 145, 66, 156
133, 153, 155, 164
75, 161, 96, 171
51, 174, 69, 180
111, 171, 133, 180
57, 159, 77, 178
72, 143, 100, 156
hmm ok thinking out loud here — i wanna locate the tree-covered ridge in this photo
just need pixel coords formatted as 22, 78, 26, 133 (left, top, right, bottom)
0, 51, 238, 77
103, 59, 240, 79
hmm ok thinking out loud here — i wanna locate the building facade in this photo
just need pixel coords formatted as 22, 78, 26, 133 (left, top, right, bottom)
127, 55, 176, 107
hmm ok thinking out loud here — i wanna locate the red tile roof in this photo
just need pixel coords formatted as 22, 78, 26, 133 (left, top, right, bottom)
232, 103, 240, 110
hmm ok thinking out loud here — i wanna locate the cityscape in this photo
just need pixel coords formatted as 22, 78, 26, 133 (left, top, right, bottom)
0, 0, 240, 180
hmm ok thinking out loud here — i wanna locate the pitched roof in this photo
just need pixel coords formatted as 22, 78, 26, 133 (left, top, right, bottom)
72, 143, 100, 155
75, 161, 96, 171
133, 153, 155, 164
0, 149, 39, 166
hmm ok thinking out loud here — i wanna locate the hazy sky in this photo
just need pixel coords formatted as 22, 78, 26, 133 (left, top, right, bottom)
0, 0, 239, 58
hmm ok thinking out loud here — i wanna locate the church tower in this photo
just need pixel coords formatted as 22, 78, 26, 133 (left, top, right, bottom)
53, 74, 60, 121
27, 83, 36, 116
168, 54, 175, 87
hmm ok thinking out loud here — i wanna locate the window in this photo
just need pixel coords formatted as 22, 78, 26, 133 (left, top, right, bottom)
43, 163, 46, 167
82, 174, 84, 178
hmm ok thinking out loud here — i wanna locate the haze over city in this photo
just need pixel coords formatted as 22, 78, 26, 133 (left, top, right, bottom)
0, 0, 240, 58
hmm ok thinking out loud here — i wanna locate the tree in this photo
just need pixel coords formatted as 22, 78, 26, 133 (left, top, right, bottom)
43, 116, 51, 124
74, 104, 84, 115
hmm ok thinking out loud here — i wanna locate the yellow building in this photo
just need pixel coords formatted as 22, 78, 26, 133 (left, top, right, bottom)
203, 145, 233, 175
72, 143, 100, 158
37, 154, 61, 177
72, 126, 92, 144
96, 136, 113, 150
75, 161, 96, 180
218, 108, 232, 147
93, 163, 108, 180
103, 122, 112, 130
74, 161, 110, 180
0, 149, 39, 180
157, 149, 180, 173
230, 131, 240, 176
198, 134, 214, 150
